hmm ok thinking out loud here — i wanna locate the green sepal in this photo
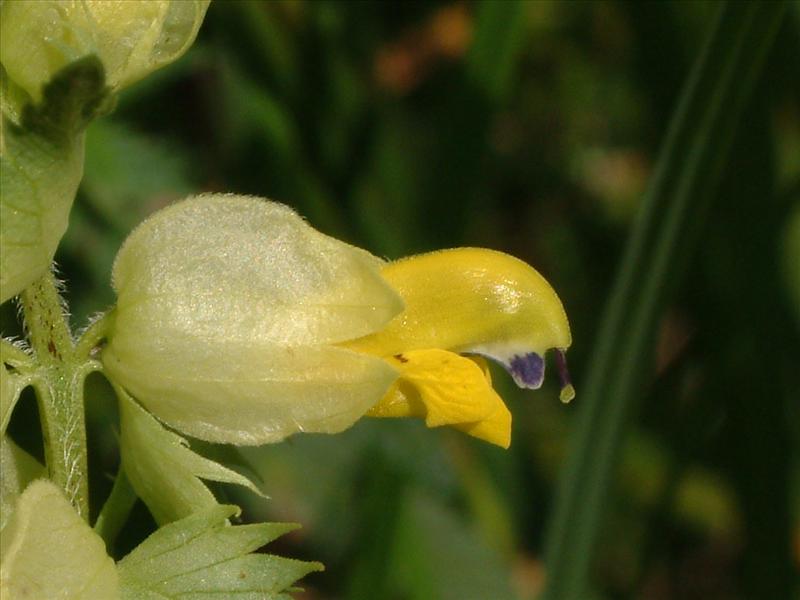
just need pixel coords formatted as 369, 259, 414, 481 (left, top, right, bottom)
118, 386, 265, 525
118, 504, 323, 599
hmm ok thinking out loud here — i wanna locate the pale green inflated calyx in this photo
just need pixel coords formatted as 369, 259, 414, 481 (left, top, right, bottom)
0, 0, 210, 106
103, 194, 403, 445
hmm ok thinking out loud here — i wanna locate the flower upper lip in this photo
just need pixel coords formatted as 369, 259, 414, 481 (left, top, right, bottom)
341, 247, 574, 447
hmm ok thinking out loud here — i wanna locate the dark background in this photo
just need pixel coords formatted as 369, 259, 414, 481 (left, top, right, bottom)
2, 2, 798, 599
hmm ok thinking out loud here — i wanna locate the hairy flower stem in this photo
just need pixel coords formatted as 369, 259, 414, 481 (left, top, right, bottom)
19, 271, 90, 519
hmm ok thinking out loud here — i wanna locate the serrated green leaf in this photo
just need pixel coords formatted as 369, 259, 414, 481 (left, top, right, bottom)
0, 58, 108, 303
118, 387, 265, 525
118, 504, 322, 600
124, 522, 301, 588
0, 479, 120, 599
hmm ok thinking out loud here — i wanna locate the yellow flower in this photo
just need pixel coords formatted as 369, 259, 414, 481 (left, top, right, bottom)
344, 248, 574, 448
102, 195, 573, 449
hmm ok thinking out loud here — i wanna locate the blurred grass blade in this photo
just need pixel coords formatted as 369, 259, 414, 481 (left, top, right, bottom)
467, 0, 527, 105
540, 3, 787, 599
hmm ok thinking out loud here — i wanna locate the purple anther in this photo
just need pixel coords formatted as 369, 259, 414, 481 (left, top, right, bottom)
508, 352, 545, 389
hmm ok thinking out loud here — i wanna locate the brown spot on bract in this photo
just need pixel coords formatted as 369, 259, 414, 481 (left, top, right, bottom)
239, 571, 247, 579
394, 353, 409, 363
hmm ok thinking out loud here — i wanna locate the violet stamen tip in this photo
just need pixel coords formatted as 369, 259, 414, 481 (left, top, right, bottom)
554, 349, 575, 403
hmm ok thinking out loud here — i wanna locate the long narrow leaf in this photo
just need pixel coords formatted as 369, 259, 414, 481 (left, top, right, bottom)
540, 3, 788, 599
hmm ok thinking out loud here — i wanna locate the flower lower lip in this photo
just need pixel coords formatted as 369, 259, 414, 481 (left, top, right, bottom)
508, 352, 545, 389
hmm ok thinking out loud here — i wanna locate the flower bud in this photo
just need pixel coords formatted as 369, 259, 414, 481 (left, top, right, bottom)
0, 0, 209, 106
103, 194, 404, 445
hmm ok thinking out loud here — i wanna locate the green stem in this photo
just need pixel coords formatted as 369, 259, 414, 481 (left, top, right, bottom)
539, 3, 787, 599
1, 338, 35, 369
94, 466, 138, 552
75, 309, 114, 359
19, 271, 90, 519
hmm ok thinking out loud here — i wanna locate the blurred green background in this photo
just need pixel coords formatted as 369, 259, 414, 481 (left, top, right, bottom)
3, 1, 799, 599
